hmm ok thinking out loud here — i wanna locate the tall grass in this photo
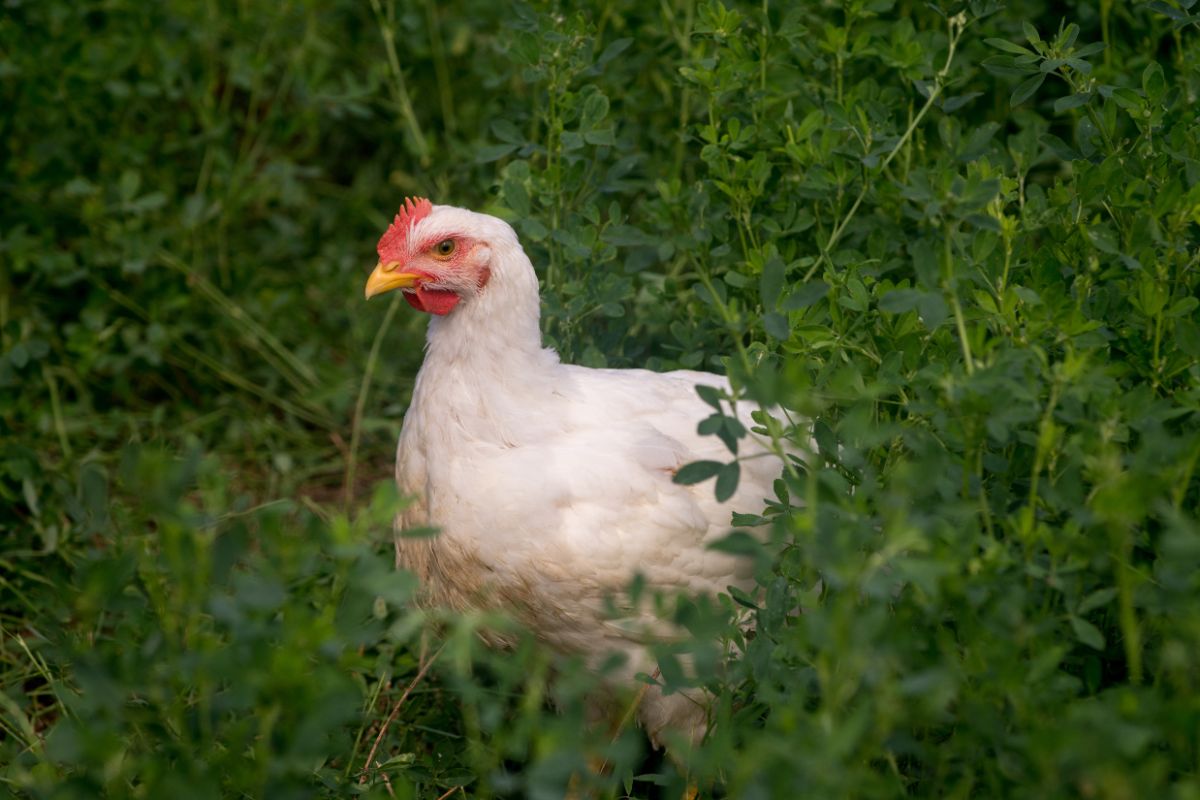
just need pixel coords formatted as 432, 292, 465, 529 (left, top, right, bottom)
2, 0, 1199, 797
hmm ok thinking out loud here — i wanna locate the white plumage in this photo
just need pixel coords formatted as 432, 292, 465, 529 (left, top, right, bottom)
365, 200, 781, 746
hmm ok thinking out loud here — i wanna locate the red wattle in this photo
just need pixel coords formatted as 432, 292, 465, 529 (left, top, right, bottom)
404, 287, 461, 316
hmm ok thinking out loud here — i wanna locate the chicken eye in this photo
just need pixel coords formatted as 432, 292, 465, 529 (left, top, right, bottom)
433, 239, 456, 258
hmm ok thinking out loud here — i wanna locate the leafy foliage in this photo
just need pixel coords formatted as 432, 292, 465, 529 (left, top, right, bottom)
2, 0, 1199, 797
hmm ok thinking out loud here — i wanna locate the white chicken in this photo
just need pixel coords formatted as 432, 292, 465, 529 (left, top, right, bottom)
364, 197, 782, 748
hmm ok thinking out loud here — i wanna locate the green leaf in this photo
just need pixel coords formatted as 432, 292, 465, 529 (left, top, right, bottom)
1057, 22, 1080, 51
491, 118, 524, 144
603, 224, 656, 246
1110, 87, 1145, 111
1142, 62, 1166, 102
581, 92, 610, 130
724, 270, 750, 288
715, 416, 745, 454
593, 37, 633, 69
984, 38, 1035, 56
726, 584, 760, 609
917, 291, 948, 331
1013, 286, 1042, 305
1073, 41, 1107, 58
1148, 0, 1186, 19
21, 477, 39, 517
812, 420, 837, 456
1177, 319, 1200, 357
1054, 92, 1092, 113
583, 127, 616, 146
760, 256, 785, 309
707, 530, 764, 558
714, 461, 741, 502
763, 311, 790, 340
942, 92, 982, 113
695, 384, 723, 410
503, 175, 531, 217
8, 343, 29, 369
1041, 133, 1081, 160
1167, 297, 1199, 318
1010, 73, 1046, 106
1086, 226, 1120, 255
731, 511, 768, 526
674, 460, 723, 485
782, 281, 829, 310
878, 288, 922, 313
1078, 588, 1119, 615
1070, 616, 1106, 650
520, 217, 549, 241
981, 56, 1040, 78
475, 143, 519, 163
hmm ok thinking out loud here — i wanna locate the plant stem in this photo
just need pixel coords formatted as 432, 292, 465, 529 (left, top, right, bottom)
370, 0, 430, 164
345, 292, 403, 510
806, 13, 966, 283
1112, 523, 1143, 684
946, 222, 975, 375
950, 293, 975, 376
424, 0, 456, 135
42, 365, 71, 458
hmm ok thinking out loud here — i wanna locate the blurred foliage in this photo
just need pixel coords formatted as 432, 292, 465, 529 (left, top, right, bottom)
3, 0, 1200, 797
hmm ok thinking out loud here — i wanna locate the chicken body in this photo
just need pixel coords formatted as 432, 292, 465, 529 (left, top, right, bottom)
367, 201, 780, 745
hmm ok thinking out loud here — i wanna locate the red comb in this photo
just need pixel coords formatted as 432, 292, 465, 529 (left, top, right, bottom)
377, 196, 433, 260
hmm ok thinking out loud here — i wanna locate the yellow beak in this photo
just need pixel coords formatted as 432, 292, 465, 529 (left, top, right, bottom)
364, 262, 422, 299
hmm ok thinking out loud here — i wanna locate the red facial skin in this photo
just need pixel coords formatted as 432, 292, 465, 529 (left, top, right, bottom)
403, 273, 461, 315
396, 234, 490, 316
375, 199, 491, 316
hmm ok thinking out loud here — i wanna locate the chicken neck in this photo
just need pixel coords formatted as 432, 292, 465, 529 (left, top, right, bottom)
410, 240, 562, 445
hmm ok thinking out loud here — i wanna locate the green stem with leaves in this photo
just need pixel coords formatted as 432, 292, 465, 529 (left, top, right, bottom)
806, 13, 968, 282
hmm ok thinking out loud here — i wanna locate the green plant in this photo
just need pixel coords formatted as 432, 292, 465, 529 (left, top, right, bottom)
2, 0, 1198, 797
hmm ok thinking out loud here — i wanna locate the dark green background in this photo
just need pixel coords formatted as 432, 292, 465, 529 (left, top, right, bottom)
3, 1, 1199, 797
